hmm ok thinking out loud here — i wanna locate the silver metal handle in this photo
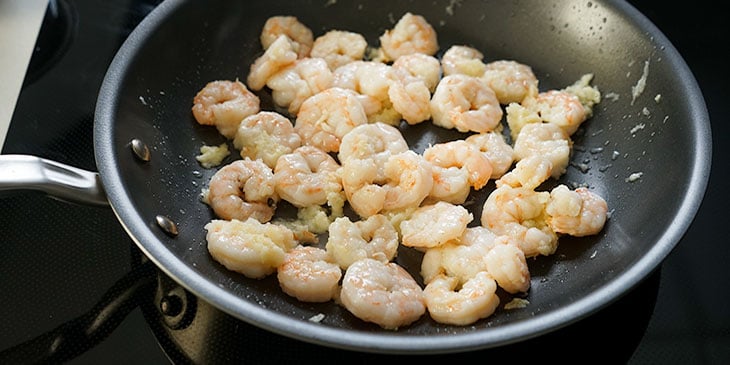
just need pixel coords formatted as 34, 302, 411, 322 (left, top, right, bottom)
0, 154, 108, 206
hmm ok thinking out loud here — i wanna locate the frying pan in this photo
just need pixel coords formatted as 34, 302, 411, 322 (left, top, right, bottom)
0, 0, 711, 354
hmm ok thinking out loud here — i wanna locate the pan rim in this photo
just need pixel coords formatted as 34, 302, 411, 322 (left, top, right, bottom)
93, 0, 712, 354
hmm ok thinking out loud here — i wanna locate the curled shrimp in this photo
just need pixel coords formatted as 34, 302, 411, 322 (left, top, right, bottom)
512, 122, 572, 179
420, 226, 501, 284
425, 139, 494, 189
277, 245, 342, 302
485, 241, 531, 294
481, 185, 558, 258
423, 272, 500, 326
267, 57, 334, 116
423, 140, 493, 204
338, 122, 409, 170
247, 35, 299, 91
388, 68, 431, 125
206, 158, 278, 223
379, 151, 434, 212
496, 154, 553, 190
192, 80, 261, 139
333, 61, 392, 103
340, 258, 426, 330
481, 60, 539, 104
337, 122, 409, 207
400, 201, 473, 249
464, 131, 515, 179
273, 145, 342, 208
205, 218, 297, 279
310, 30, 368, 70
341, 150, 433, 218
546, 184, 608, 237
325, 214, 399, 270
522, 90, 587, 135
391, 53, 441, 93
430, 74, 503, 133
260, 16, 313, 58
423, 164, 470, 206
294, 87, 368, 153
378, 12, 439, 62
441, 45, 486, 77
232, 111, 301, 168
333, 61, 400, 125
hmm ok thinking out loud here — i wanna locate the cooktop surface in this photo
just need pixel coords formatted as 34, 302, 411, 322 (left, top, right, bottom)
0, 0, 727, 363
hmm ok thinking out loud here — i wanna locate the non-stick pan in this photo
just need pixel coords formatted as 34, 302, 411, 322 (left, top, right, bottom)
0, 0, 711, 354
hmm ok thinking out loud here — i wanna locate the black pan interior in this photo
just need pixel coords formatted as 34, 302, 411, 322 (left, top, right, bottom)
94, 0, 711, 354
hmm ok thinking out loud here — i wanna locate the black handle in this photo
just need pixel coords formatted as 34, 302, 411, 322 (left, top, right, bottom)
0, 261, 156, 364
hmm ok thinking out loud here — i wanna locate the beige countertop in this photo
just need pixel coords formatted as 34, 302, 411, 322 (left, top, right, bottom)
0, 0, 49, 151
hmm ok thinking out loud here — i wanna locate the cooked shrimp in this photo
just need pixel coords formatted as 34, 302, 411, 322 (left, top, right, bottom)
205, 218, 297, 279
339, 158, 385, 218
464, 131, 515, 179
206, 158, 278, 223
337, 122, 409, 172
273, 145, 342, 208
294, 87, 368, 152
192, 80, 261, 139
380, 151, 434, 211
332, 61, 400, 125
423, 272, 500, 326
481, 60, 539, 104
430, 74, 503, 133
338, 123, 408, 204
339, 258, 426, 330
400, 201, 473, 249
325, 214, 399, 270
310, 30, 368, 70
440, 45, 486, 77
481, 185, 558, 258
423, 140, 493, 204
333, 61, 392, 102
277, 245, 342, 302
546, 184, 608, 237
388, 68, 431, 125
512, 122, 572, 179
378, 12, 439, 62
423, 164, 470, 206
232, 111, 301, 168
391, 53, 441, 93
420, 226, 500, 284
522, 89, 587, 135
260, 16, 313, 58
425, 139, 494, 188
341, 150, 433, 218
267, 57, 334, 116
496, 154, 553, 190
247, 35, 299, 91
485, 241, 530, 294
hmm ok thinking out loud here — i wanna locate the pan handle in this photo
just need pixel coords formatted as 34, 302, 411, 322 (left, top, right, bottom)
0, 154, 108, 206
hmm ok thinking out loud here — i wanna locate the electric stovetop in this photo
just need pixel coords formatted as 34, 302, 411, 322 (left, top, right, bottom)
1, 0, 727, 363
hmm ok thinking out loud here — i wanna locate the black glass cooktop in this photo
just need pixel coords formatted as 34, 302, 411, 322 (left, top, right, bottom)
1, 0, 727, 363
